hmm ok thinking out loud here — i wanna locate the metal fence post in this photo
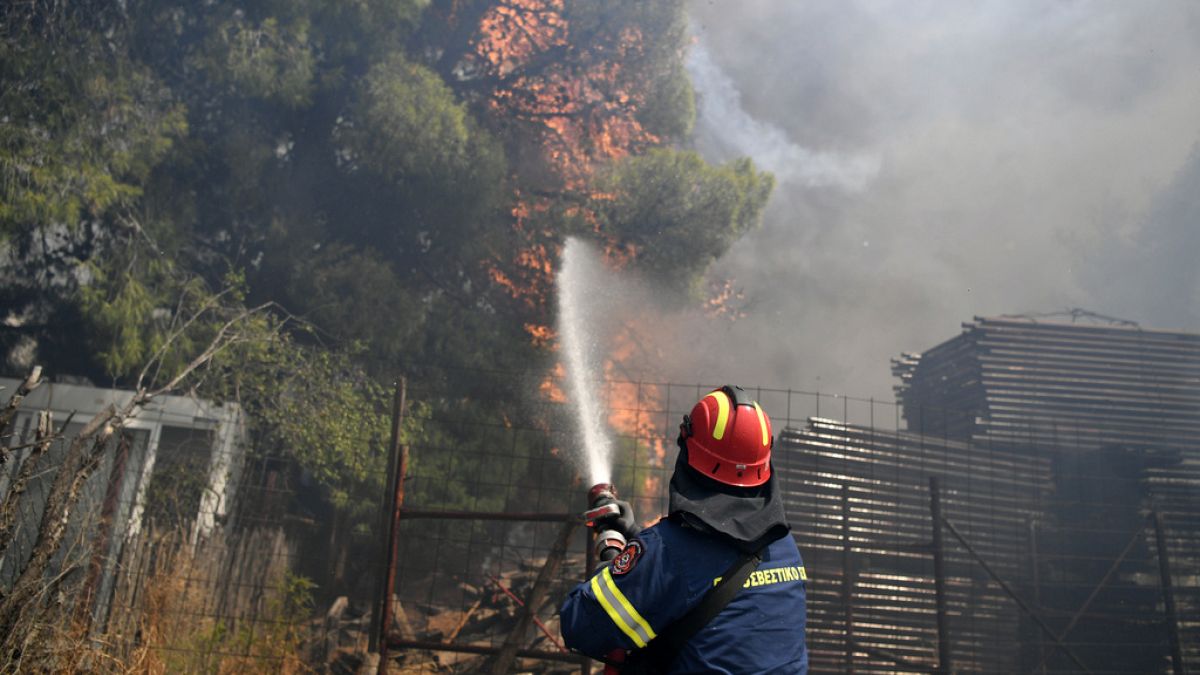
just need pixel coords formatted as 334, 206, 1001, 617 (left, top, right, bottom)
930, 476, 951, 675
375, 378, 407, 674
1152, 511, 1185, 675
842, 483, 854, 674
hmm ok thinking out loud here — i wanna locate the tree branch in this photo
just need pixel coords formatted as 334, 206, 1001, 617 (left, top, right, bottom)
0, 366, 42, 444
0, 411, 55, 560
133, 286, 241, 393
139, 301, 274, 404
0, 406, 115, 638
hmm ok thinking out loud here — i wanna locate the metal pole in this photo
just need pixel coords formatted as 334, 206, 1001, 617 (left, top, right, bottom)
1152, 511, 1185, 675
1028, 519, 1046, 675
376, 379, 408, 675
941, 515, 1092, 674
1029, 514, 1150, 674
842, 483, 854, 674
930, 477, 951, 675
490, 519, 578, 674
370, 385, 401, 652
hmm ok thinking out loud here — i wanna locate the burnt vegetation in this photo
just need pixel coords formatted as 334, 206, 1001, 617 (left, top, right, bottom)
0, 0, 772, 670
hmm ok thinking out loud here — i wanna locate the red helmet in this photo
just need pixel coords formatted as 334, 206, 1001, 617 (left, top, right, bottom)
679, 385, 774, 487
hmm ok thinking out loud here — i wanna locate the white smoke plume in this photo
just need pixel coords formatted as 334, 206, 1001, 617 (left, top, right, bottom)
686, 41, 881, 192
634, 2, 1200, 400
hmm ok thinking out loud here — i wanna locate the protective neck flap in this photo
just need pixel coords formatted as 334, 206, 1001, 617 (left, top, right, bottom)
667, 451, 790, 552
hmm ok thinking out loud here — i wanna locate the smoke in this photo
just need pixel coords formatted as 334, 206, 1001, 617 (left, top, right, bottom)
634, 1, 1200, 399
686, 42, 880, 192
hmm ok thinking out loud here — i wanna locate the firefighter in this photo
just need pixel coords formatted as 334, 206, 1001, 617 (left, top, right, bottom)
560, 385, 808, 674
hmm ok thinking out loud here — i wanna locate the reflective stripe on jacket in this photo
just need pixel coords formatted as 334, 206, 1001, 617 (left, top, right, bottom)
560, 518, 808, 674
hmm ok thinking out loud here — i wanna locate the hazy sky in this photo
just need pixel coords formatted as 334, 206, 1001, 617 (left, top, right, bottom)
644, 1, 1200, 400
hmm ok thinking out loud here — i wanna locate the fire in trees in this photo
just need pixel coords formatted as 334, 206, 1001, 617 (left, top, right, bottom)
427, 0, 692, 191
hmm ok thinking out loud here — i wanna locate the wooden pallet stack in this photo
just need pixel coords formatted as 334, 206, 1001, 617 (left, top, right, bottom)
889, 315, 1200, 672
892, 315, 1200, 452
775, 418, 1052, 673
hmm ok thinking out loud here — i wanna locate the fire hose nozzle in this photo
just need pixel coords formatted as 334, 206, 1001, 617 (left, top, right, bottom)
584, 482, 619, 526
583, 502, 620, 526
588, 482, 617, 505
593, 529, 627, 567
584, 483, 631, 570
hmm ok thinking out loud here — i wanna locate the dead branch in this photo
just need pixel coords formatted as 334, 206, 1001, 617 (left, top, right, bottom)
0, 411, 56, 560
0, 366, 42, 447
0, 409, 115, 641
136, 301, 274, 405
133, 286, 240, 394
0, 298, 276, 645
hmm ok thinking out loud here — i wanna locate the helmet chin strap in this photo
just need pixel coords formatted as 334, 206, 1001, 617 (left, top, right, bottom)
677, 414, 693, 451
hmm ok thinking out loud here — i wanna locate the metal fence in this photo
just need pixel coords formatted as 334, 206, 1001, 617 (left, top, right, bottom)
1, 372, 1195, 673
383, 378, 1197, 674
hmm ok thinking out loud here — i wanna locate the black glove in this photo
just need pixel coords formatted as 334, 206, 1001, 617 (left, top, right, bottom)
595, 499, 638, 540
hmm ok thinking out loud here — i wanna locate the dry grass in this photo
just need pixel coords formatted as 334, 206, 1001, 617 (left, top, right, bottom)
2, 524, 313, 674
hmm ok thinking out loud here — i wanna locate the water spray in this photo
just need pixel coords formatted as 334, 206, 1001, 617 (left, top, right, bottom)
557, 237, 615, 485
557, 238, 630, 568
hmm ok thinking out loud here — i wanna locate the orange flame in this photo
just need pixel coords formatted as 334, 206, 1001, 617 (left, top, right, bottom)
525, 322, 556, 347
539, 362, 568, 404
468, 0, 658, 191
459, 2, 672, 503
473, 0, 567, 76
704, 279, 747, 322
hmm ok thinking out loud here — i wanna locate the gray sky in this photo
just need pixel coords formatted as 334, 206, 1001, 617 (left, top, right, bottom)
642, 1, 1200, 400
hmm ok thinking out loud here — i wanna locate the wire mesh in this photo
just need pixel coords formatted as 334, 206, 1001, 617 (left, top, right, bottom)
390, 377, 1197, 674
0, 363, 1196, 674
0, 380, 364, 672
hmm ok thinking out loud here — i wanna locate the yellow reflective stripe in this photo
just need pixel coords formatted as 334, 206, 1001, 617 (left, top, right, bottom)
602, 567, 656, 645
590, 568, 656, 647
590, 573, 643, 646
752, 402, 769, 446
706, 391, 730, 440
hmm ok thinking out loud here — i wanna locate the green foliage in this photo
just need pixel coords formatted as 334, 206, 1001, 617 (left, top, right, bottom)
0, 38, 186, 237
335, 51, 508, 249
595, 149, 775, 295
2, 0, 778, 612
193, 15, 316, 107
343, 53, 472, 182
77, 256, 213, 380
76, 244, 409, 530
255, 346, 395, 520
638, 62, 695, 140
281, 244, 426, 368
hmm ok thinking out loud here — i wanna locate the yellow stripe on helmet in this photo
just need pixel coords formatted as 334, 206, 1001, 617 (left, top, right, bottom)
705, 390, 731, 440
753, 402, 769, 447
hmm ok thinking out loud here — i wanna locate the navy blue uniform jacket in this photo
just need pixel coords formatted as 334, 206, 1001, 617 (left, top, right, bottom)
560, 518, 808, 674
